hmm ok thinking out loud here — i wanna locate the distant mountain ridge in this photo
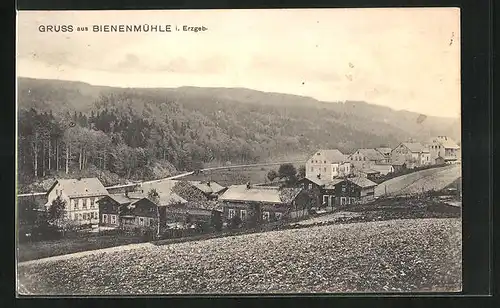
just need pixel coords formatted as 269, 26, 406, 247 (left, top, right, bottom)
17, 77, 461, 148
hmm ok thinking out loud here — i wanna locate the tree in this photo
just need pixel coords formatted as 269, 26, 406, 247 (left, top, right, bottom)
298, 165, 306, 179
47, 196, 66, 227
267, 169, 278, 182
278, 163, 298, 185
18, 197, 39, 226
147, 188, 161, 237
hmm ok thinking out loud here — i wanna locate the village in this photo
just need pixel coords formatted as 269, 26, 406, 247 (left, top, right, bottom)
18, 135, 461, 247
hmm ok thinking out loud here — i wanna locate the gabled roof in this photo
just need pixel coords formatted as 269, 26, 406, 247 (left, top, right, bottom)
48, 178, 108, 198
219, 185, 303, 204
429, 136, 460, 149
347, 177, 378, 188
106, 194, 135, 205
324, 178, 345, 190
370, 164, 394, 173
135, 181, 188, 206
311, 149, 346, 163
359, 168, 380, 175
375, 147, 392, 155
188, 181, 226, 194
303, 176, 329, 186
352, 149, 386, 161
400, 142, 429, 153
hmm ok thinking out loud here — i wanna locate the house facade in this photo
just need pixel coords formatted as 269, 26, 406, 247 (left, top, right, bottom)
349, 148, 388, 171
391, 142, 431, 169
297, 176, 336, 207
427, 136, 461, 163
305, 149, 352, 181
329, 177, 377, 206
45, 178, 108, 226
219, 184, 311, 224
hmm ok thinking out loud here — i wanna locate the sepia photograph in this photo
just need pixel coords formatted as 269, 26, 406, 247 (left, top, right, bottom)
16, 8, 462, 295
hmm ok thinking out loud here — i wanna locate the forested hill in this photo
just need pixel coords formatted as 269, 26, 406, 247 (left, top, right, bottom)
17, 77, 460, 189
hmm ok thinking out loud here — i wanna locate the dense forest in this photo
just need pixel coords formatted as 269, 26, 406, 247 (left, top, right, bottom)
17, 77, 461, 192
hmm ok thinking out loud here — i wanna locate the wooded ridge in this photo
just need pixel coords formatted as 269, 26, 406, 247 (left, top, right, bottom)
17, 77, 460, 191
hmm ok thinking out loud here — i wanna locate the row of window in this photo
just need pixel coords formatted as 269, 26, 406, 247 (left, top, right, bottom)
227, 209, 283, 221
311, 160, 328, 164
71, 211, 98, 221
102, 214, 118, 224
69, 197, 97, 211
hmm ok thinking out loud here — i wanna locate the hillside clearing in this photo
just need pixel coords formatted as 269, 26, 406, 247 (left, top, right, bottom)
375, 165, 461, 197
18, 218, 462, 295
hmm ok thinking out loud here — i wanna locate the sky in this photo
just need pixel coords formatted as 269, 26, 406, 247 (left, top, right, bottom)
17, 9, 461, 118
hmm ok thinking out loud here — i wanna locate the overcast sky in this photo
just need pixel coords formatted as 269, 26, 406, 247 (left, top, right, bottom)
17, 9, 460, 118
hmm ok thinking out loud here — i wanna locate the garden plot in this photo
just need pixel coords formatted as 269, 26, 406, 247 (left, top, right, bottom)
18, 218, 462, 295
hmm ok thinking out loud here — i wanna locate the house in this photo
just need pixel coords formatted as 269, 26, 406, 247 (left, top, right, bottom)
434, 156, 446, 165
349, 148, 388, 171
327, 177, 377, 206
218, 184, 310, 223
427, 136, 461, 164
98, 194, 135, 227
305, 149, 352, 181
118, 197, 165, 232
297, 176, 335, 207
391, 142, 431, 169
357, 168, 381, 181
370, 164, 395, 176
45, 178, 108, 225
375, 147, 393, 160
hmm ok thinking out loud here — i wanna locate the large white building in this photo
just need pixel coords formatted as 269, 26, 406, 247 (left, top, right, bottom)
427, 136, 461, 163
305, 149, 352, 181
45, 177, 109, 225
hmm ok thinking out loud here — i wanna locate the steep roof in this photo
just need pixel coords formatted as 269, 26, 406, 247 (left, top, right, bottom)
324, 178, 345, 190
49, 178, 108, 198
375, 147, 392, 156
136, 181, 188, 206
347, 177, 378, 188
304, 176, 329, 186
430, 136, 460, 149
188, 181, 226, 194
107, 194, 135, 205
371, 164, 394, 174
311, 149, 346, 163
401, 142, 429, 153
353, 149, 386, 161
359, 168, 380, 175
219, 185, 303, 204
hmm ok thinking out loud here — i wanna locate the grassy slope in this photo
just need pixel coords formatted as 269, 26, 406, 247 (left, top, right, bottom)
18, 218, 461, 294
375, 165, 461, 197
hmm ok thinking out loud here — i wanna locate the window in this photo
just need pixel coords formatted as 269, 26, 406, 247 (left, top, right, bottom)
323, 195, 329, 205
308, 184, 313, 190
78, 213, 83, 220
275, 212, 283, 220
90, 198, 95, 208
262, 211, 270, 221
228, 209, 235, 219
342, 186, 346, 193
139, 217, 145, 226
110, 215, 117, 224
70, 199, 75, 210
149, 218, 154, 226
324, 160, 326, 164
103, 214, 108, 223
240, 210, 247, 220
324, 167, 326, 172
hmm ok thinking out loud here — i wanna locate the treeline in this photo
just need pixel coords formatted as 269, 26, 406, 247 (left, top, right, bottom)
18, 89, 405, 188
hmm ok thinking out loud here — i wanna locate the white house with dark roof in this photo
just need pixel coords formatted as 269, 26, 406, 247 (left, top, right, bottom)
305, 149, 352, 181
45, 177, 109, 225
348, 148, 388, 172
391, 142, 431, 169
427, 136, 461, 163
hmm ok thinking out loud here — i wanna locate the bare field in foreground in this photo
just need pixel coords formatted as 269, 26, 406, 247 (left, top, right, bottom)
18, 218, 461, 295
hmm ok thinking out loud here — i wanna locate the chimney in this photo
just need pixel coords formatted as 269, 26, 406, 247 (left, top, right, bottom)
317, 174, 321, 179
246, 182, 251, 189
206, 181, 211, 187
